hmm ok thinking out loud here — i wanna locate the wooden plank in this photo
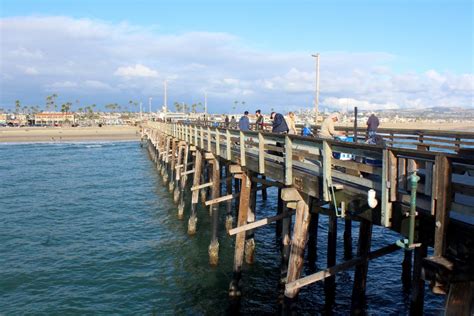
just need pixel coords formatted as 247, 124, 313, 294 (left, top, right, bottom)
226, 129, 231, 160
424, 161, 434, 196
285, 135, 293, 185
205, 193, 240, 206
388, 150, 398, 201
258, 133, 265, 173
216, 129, 221, 157
240, 131, 246, 167
229, 210, 294, 235
332, 159, 382, 175
381, 149, 392, 227
331, 169, 380, 190
398, 158, 407, 191
286, 243, 399, 292
322, 141, 332, 201
200, 126, 204, 149
434, 155, 452, 257
191, 181, 213, 191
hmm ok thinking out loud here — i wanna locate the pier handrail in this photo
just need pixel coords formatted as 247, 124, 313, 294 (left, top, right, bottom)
145, 121, 473, 229
166, 119, 474, 154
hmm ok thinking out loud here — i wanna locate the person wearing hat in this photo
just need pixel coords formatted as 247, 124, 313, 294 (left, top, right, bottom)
318, 112, 344, 139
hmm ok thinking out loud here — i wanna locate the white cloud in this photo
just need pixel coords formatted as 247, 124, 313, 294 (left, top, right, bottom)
17, 66, 39, 75
114, 64, 159, 78
46, 81, 78, 89
0, 16, 472, 111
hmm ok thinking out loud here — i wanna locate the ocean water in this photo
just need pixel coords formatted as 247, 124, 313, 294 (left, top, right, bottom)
0, 141, 445, 314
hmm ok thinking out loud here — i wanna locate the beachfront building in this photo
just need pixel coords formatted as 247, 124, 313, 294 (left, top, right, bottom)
34, 112, 75, 126
0, 113, 7, 125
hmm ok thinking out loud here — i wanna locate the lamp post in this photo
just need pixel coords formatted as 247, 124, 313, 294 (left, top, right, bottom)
311, 53, 320, 127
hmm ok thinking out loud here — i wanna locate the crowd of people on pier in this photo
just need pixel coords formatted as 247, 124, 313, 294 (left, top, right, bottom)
223, 109, 381, 145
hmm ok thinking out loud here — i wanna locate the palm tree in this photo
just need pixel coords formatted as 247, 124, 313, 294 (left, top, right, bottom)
174, 102, 182, 112
15, 100, 21, 114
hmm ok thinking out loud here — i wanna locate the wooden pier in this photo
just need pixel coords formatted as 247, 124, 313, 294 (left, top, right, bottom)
142, 121, 474, 314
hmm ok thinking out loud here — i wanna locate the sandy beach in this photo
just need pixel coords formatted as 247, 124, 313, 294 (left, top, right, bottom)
0, 126, 141, 143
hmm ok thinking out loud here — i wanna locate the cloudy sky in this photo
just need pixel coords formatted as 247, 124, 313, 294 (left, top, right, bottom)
0, 0, 472, 113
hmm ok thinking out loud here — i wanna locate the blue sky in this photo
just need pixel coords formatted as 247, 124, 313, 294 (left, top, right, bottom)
0, 0, 472, 112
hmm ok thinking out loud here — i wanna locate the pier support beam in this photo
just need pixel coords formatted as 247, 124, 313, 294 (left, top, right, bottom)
229, 171, 251, 297
168, 139, 177, 192
402, 249, 413, 292
245, 171, 257, 265
307, 202, 319, 269
284, 189, 311, 299
344, 219, 353, 260
325, 212, 337, 306
410, 244, 427, 315
280, 201, 292, 284
177, 144, 189, 219
188, 149, 202, 235
208, 155, 220, 266
173, 142, 184, 204
351, 219, 373, 314
225, 163, 234, 232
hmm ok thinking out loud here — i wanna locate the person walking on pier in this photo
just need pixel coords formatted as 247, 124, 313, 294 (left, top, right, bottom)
239, 111, 250, 131
255, 109, 264, 131
224, 115, 230, 128
270, 112, 289, 134
230, 116, 237, 129
366, 113, 380, 143
286, 112, 297, 135
318, 112, 344, 139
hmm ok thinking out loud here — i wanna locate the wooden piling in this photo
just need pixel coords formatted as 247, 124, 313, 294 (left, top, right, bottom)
280, 202, 292, 284
168, 139, 177, 192
284, 192, 311, 299
351, 219, 373, 314
409, 244, 427, 315
261, 175, 268, 201
276, 188, 283, 238
177, 144, 189, 219
209, 155, 220, 266
229, 171, 251, 297
225, 163, 234, 232
307, 202, 319, 269
188, 149, 202, 235
343, 218, 352, 260
402, 250, 413, 292
173, 143, 184, 204
245, 171, 257, 264
325, 212, 337, 305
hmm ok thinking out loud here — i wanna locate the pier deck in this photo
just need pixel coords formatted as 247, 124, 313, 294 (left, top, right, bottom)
143, 121, 473, 314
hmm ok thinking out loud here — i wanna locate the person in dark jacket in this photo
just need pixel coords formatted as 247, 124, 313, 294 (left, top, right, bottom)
255, 109, 264, 130
270, 112, 289, 134
239, 111, 250, 131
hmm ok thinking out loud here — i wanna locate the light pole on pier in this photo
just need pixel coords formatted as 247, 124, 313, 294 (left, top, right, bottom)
311, 53, 320, 127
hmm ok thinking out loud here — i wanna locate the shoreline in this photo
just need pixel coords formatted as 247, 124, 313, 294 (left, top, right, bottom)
0, 126, 141, 143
